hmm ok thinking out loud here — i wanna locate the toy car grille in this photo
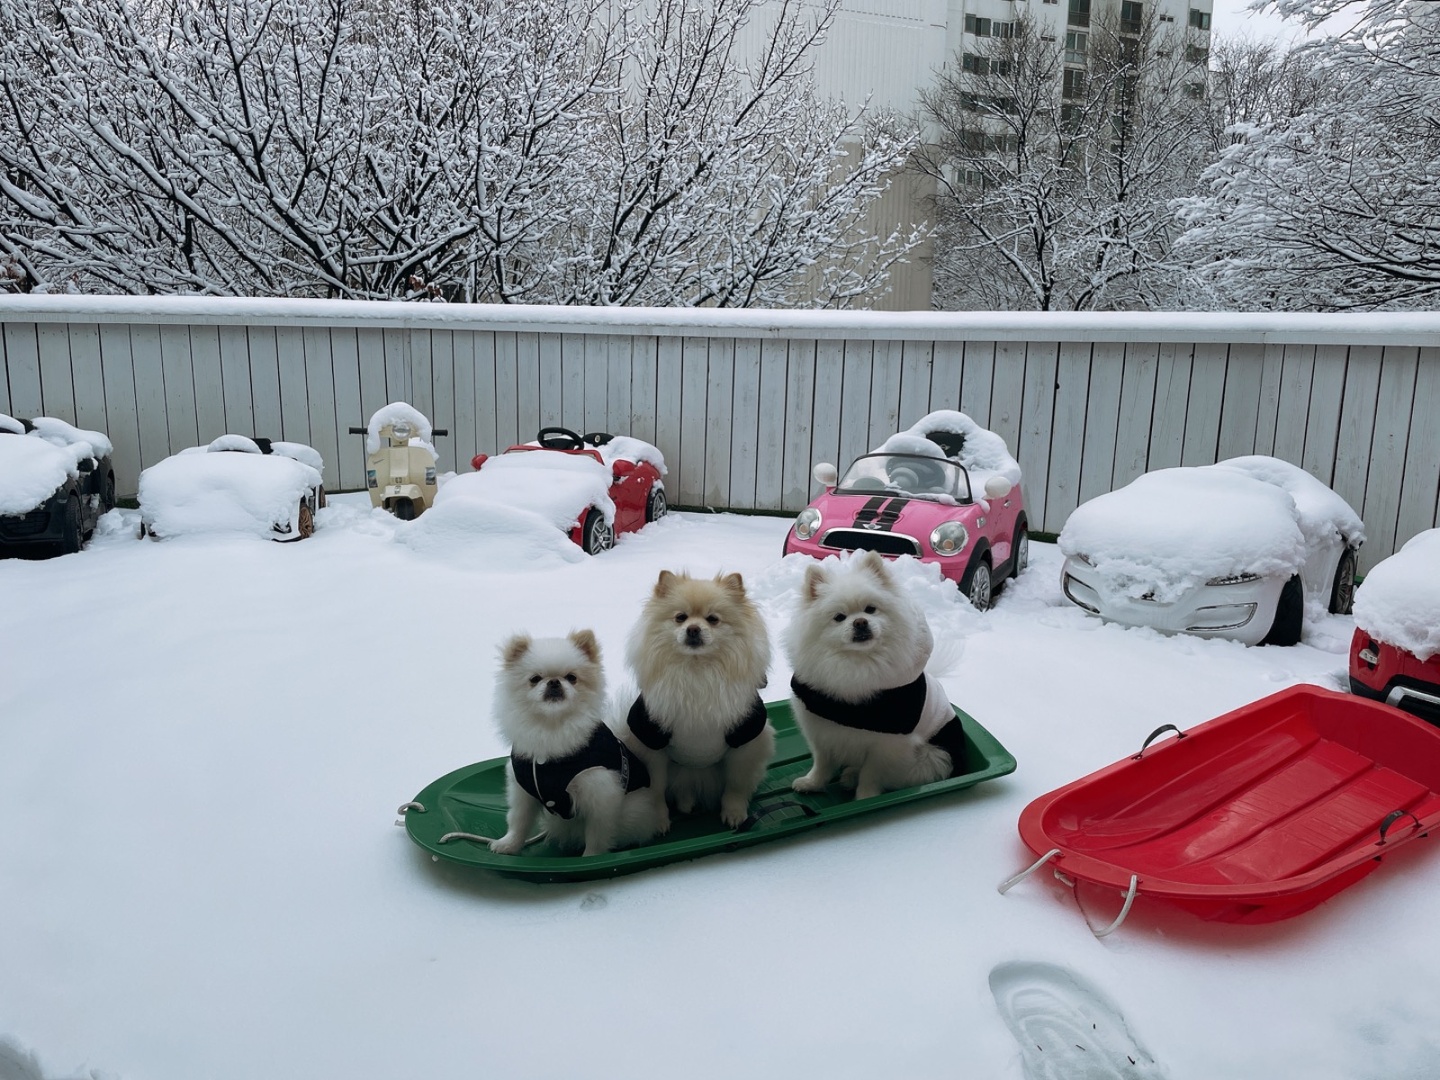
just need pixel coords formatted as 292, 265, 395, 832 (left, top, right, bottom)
0, 507, 51, 537
819, 529, 921, 557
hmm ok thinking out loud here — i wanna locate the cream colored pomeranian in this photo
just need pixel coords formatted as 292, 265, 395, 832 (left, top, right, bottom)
786, 552, 966, 800
622, 570, 773, 829
490, 630, 661, 857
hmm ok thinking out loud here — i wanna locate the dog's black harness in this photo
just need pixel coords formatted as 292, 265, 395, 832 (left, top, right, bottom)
511, 724, 650, 819
790, 674, 966, 776
626, 693, 768, 752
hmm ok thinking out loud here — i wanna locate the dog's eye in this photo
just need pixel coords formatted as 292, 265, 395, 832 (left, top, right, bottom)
833, 612, 846, 623
674, 613, 687, 624
864, 605, 877, 614
705, 614, 719, 626
528, 675, 542, 686
565, 673, 578, 685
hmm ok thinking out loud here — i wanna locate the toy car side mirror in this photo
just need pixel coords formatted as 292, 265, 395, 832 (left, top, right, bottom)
813, 463, 838, 487
471, 453, 488, 470
984, 476, 1013, 500
77, 457, 95, 473
612, 459, 635, 479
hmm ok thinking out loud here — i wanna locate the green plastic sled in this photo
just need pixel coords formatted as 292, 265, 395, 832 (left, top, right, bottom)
400, 699, 1017, 883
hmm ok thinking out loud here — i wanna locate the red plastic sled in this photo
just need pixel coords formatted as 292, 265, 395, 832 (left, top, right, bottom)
1007, 685, 1440, 929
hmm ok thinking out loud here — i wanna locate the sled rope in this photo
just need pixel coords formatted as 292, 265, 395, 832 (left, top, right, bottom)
1078, 874, 1139, 939
996, 848, 1061, 894
439, 830, 548, 848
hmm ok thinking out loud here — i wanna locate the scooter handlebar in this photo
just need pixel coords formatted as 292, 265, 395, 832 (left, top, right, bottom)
347, 426, 366, 434
433, 428, 448, 436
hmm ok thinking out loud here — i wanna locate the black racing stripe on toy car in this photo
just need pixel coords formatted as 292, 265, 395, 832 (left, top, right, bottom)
873, 498, 910, 530
851, 496, 888, 527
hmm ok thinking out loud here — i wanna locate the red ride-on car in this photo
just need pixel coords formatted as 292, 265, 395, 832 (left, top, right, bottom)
1349, 528, 1440, 725
451, 426, 668, 554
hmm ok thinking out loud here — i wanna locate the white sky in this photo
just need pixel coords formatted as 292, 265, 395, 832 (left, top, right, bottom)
1209, 0, 1309, 42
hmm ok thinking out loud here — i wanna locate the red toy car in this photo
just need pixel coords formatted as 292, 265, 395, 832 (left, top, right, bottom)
1349, 528, 1440, 725
450, 426, 667, 554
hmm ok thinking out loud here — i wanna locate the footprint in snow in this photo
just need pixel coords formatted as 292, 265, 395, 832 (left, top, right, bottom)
989, 961, 1166, 1080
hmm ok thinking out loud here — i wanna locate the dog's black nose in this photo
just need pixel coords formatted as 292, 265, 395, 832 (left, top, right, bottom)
543, 678, 565, 701
685, 625, 704, 646
851, 618, 872, 642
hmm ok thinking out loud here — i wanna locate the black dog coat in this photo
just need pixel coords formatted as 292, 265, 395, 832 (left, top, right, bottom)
511, 724, 650, 819
789, 673, 967, 777
625, 693, 768, 752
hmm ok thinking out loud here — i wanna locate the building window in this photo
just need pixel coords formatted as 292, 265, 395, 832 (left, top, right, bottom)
1120, 1, 1143, 33
1068, 0, 1090, 27
1159, 12, 1175, 21
1186, 44, 1209, 63
1065, 31, 1088, 64
1189, 7, 1211, 29
965, 16, 1014, 37
1063, 68, 1086, 98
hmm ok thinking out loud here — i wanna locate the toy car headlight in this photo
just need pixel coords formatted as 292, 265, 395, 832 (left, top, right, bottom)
1205, 572, 1262, 586
930, 521, 968, 556
794, 507, 821, 541
391, 421, 414, 441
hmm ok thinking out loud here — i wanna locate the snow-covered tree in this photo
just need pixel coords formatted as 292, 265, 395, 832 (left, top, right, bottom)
0, 0, 919, 305
1175, 0, 1440, 310
915, 11, 1212, 311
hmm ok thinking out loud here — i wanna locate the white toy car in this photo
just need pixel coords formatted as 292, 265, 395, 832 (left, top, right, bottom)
1059, 456, 1364, 646
138, 435, 325, 542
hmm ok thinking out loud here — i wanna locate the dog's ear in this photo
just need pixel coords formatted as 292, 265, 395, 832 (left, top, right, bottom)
802, 563, 828, 603
500, 634, 531, 666
717, 571, 746, 597
653, 569, 679, 598
568, 628, 601, 664
857, 550, 892, 583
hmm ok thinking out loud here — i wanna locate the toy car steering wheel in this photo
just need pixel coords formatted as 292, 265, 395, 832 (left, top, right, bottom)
537, 426, 585, 450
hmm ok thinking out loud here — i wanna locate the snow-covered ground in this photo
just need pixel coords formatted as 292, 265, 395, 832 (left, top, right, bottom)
2, 497, 1434, 1080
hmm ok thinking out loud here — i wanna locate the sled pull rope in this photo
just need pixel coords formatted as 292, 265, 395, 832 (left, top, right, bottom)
1079, 874, 1139, 938
997, 848, 1062, 894
397, 801, 425, 814
439, 830, 548, 848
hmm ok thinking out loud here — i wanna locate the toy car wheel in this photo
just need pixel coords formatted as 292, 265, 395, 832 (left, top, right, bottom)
646, 486, 667, 523
392, 498, 416, 521
317, 485, 327, 510
961, 557, 993, 612
297, 500, 315, 540
581, 508, 614, 555
102, 472, 117, 513
1011, 522, 1029, 579
1330, 546, 1357, 615
1261, 575, 1304, 647
58, 495, 83, 555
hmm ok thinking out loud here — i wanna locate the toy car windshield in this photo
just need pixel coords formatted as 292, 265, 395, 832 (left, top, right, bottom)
836, 454, 971, 503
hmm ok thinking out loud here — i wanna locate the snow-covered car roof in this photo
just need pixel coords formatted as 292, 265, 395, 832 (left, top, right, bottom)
595, 435, 666, 475
139, 435, 323, 540
0, 413, 112, 516
1354, 528, 1440, 662
1059, 462, 1312, 603
872, 410, 1022, 488
436, 448, 617, 529
1216, 455, 1365, 548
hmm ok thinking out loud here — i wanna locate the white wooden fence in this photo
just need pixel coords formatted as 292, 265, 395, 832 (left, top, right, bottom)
2, 297, 1436, 568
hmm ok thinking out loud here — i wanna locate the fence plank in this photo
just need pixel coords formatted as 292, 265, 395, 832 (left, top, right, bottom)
4, 323, 41, 417
704, 338, 735, 508
1216, 341, 1262, 461
1273, 343, 1316, 465
1148, 341, 1192, 472
190, 325, 226, 444
897, 339, 932, 428
930, 339, 963, 417
654, 337, 683, 495
1329, 344, 1382, 533
428, 330, 456, 474
1181, 341, 1227, 467
496, 332, 520, 451
1301, 343, 1347, 486
584, 335, 607, 435
451, 331, 477, 473
330, 328, 365, 491
37, 322, 75, 421
1045, 341, 1091, 528
730, 338, 761, 509
868, 339, 902, 447
782, 340, 819, 509
382, 328, 408, 404
130, 325, 172, 467
536, 333, 560, 435
1361, 347, 1419, 570
515, 331, 541, 444
1252, 343, 1285, 457
838, 340, 873, 470
629, 336, 658, 446
1079, 341, 1122, 505
960, 340, 994, 426
1394, 349, 1440, 548
301, 327, 339, 485
97, 325, 141, 495
679, 337, 708, 506
248, 326, 283, 442
1017, 342, 1058, 532
474, 332, 499, 455
275, 327, 310, 447
561, 334, 586, 435
158, 325, 198, 450
217, 325, 254, 437
756, 339, 788, 511
67, 324, 109, 440
1112, 341, 1157, 490
0, 324, 10, 415
355, 328, 388, 435
989, 339, 1026, 459
811, 340, 843, 480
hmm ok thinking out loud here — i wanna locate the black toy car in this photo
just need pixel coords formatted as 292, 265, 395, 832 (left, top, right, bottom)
0, 414, 117, 556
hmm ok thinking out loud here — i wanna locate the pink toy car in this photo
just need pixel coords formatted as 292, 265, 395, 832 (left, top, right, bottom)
781, 411, 1028, 611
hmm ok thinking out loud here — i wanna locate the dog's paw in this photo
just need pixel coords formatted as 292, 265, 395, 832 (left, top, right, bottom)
838, 766, 860, 790
489, 834, 526, 856
720, 794, 750, 829
791, 773, 826, 793
654, 805, 672, 835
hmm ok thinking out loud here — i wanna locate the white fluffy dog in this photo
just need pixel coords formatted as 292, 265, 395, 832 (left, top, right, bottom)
490, 630, 661, 857
623, 570, 774, 830
787, 552, 966, 800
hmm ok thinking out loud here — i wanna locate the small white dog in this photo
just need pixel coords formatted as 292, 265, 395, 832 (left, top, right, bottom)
787, 552, 966, 800
490, 630, 661, 857
623, 570, 774, 829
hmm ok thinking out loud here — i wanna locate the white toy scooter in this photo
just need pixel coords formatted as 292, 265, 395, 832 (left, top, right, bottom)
349, 403, 447, 519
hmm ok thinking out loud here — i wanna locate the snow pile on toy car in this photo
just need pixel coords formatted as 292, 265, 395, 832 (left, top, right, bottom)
874, 410, 1022, 490
0, 413, 111, 515
437, 451, 617, 530
364, 401, 435, 455
394, 497, 588, 565
1353, 529, 1440, 662
1060, 464, 1308, 603
139, 435, 322, 540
